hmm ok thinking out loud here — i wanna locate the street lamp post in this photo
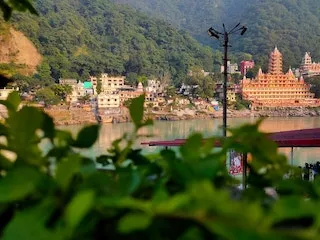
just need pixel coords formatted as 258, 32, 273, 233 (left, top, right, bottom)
208, 23, 247, 137
208, 23, 247, 189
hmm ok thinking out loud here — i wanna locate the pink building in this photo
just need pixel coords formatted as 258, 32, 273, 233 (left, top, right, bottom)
240, 60, 255, 76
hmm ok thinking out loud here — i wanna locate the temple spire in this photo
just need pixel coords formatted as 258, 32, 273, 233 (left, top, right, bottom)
268, 47, 283, 75
287, 67, 294, 76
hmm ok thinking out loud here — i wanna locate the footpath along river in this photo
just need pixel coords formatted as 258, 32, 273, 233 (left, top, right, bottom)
60, 117, 320, 166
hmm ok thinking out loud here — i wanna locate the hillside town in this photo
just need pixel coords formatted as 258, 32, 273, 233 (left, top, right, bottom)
2, 48, 320, 125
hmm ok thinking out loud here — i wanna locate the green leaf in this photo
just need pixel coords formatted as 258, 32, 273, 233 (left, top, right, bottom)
114, 169, 142, 196
2, 200, 58, 240
0, 2, 11, 21
72, 125, 100, 148
129, 95, 145, 128
180, 134, 203, 162
0, 166, 42, 203
0, 122, 8, 136
55, 156, 80, 190
155, 194, 190, 213
0, 153, 13, 169
54, 130, 74, 147
6, 91, 20, 110
7, 106, 43, 145
0, 91, 20, 113
178, 227, 204, 240
0, 0, 38, 21
65, 190, 95, 229
118, 213, 152, 233
42, 112, 55, 140
152, 187, 169, 203
6, 106, 44, 163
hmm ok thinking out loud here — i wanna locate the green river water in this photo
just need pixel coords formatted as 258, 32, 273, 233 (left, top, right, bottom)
61, 117, 320, 166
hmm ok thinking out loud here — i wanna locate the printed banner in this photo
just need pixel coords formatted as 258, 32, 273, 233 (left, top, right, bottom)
229, 150, 243, 175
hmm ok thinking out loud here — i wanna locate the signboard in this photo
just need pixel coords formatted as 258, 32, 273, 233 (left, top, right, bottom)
228, 150, 243, 175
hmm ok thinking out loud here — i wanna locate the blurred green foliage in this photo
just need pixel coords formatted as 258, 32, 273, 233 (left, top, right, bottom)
0, 0, 37, 21
0, 92, 319, 239
1, 2, 320, 239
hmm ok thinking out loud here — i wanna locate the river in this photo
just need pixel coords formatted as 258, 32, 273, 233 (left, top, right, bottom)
61, 117, 320, 166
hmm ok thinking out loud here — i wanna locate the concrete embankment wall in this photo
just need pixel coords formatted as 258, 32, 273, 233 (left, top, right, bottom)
41, 106, 320, 126
44, 107, 97, 125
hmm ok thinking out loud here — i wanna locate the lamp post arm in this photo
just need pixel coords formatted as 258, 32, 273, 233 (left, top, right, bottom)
229, 28, 243, 34
228, 22, 241, 34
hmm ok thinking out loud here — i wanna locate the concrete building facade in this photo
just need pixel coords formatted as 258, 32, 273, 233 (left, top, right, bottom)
97, 93, 120, 108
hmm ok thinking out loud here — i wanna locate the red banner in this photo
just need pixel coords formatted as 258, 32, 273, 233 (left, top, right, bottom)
229, 150, 243, 175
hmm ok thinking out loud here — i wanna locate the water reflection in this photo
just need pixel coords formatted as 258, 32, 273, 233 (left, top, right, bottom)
61, 117, 320, 165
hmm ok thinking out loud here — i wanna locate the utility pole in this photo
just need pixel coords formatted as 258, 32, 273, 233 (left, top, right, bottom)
223, 27, 228, 137
208, 23, 247, 137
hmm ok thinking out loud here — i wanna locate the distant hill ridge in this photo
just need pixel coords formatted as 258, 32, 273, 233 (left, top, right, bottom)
0, 0, 214, 84
113, 0, 320, 70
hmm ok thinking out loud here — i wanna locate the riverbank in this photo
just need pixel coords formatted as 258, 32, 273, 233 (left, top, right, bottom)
44, 106, 320, 126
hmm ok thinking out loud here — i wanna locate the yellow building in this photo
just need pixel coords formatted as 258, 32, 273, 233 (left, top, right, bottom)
227, 90, 236, 103
97, 93, 120, 108
90, 73, 125, 94
241, 47, 319, 108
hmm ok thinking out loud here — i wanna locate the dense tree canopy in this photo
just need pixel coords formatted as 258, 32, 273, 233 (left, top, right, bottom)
305, 76, 320, 98
115, 0, 320, 70
7, 0, 215, 86
185, 66, 216, 98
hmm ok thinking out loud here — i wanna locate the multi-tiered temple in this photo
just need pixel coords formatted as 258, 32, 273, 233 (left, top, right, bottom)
242, 47, 319, 108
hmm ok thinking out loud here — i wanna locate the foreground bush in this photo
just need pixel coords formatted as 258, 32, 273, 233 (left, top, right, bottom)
0, 93, 319, 240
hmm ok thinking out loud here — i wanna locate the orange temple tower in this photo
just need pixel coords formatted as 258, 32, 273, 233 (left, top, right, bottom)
241, 47, 319, 108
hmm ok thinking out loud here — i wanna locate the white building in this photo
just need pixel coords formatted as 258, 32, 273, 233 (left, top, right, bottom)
68, 82, 85, 103
221, 61, 241, 74
188, 69, 212, 77
179, 83, 198, 96
145, 79, 165, 94
68, 82, 94, 103
59, 79, 78, 85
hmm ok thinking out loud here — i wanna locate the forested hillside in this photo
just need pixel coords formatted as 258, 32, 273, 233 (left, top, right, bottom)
115, 0, 320, 70
7, 0, 214, 84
